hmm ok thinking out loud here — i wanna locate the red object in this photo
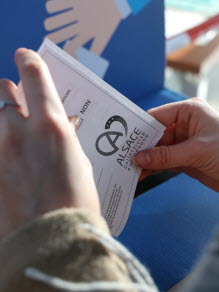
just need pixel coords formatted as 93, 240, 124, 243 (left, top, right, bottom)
186, 13, 219, 41
166, 13, 219, 55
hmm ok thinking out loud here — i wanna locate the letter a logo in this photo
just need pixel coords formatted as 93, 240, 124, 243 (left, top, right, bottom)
96, 131, 123, 156
95, 115, 128, 156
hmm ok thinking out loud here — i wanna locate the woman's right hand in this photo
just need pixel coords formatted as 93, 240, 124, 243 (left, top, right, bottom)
133, 98, 219, 192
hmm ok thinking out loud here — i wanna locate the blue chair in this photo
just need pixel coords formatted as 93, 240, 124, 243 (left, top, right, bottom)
1, 0, 219, 290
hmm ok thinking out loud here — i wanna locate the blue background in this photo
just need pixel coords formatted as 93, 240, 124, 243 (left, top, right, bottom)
0, 0, 165, 103
119, 174, 219, 291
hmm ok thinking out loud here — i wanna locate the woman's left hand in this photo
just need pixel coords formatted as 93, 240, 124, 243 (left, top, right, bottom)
0, 49, 100, 239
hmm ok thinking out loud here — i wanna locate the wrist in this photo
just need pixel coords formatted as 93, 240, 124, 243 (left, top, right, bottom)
113, 0, 132, 19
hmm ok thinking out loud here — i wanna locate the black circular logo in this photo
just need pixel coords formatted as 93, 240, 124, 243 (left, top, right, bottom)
96, 115, 128, 156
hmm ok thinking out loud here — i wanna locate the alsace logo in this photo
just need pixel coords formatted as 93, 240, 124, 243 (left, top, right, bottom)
96, 116, 128, 156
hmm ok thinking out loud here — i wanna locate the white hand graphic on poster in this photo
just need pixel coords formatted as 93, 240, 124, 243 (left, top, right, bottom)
44, 0, 151, 77
44, 0, 122, 58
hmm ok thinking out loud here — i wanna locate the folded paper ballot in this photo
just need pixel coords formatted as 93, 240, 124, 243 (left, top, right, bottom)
19, 39, 166, 236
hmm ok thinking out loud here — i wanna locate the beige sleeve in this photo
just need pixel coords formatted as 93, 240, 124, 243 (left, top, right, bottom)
0, 208, 133, 292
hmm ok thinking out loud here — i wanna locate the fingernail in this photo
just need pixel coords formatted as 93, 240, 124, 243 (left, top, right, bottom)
70, 116, 81, 131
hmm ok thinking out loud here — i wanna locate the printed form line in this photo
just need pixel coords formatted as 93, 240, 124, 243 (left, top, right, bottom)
97, 168, 104, 188
101, 174, 113, 209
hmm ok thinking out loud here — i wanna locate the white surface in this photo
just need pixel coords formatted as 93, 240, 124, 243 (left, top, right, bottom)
33, 39, 165, 236
166, 33, 190, 55
165, 8, 206, 39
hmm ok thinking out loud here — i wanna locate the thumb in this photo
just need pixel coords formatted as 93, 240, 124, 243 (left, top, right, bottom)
132, 141, 194, 170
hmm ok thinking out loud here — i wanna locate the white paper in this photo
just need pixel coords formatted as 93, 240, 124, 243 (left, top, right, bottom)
27, 39, 166, 236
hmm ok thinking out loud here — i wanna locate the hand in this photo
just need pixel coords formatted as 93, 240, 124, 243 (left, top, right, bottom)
0, 49, 100, 239
133, 98, 219, 192
44, 0, 122, 58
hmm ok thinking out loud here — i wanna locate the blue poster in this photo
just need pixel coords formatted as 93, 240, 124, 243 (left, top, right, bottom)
0, 0, 165, 103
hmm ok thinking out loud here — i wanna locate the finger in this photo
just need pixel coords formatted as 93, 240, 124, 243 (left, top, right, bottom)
63, 35, 87, 57
139, 170, 162, 181
139, 170, 151, 181
90, 28, 116, 56
147, 100, 196, 128
44, 10, 76, 31
15, 48, 67, 120
46, 23, 79, 44
0, 80, 22, 120
46, 0, 74, 13
132, 140, 195, 170
157, 125, 175, 146
16, 82, 29, 117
